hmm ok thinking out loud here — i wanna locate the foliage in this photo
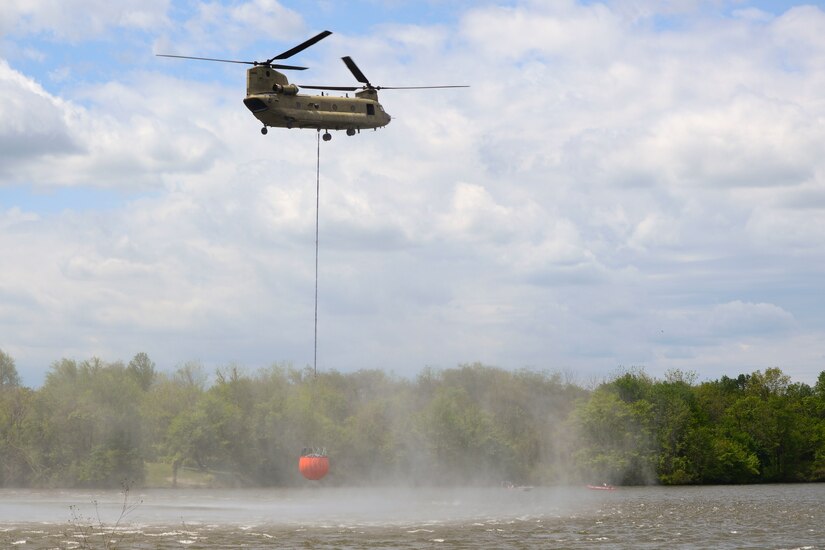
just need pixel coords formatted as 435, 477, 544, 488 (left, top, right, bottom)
0, 349, 823, 487
572, 367, 825, 484
0, 349, 21, 389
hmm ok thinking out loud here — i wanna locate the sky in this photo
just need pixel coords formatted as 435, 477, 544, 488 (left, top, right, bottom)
2, 0, 825, 387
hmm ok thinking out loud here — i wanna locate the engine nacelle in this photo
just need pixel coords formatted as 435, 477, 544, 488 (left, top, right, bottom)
273, 83, 300, 95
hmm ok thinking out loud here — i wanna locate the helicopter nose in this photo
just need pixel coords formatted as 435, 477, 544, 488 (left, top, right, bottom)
244, 97, 268, 113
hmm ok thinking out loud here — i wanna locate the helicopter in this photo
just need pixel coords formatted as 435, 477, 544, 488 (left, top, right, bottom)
158, 30, 468, 140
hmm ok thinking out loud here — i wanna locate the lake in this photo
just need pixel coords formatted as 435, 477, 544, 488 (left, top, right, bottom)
0, 484, 822, 548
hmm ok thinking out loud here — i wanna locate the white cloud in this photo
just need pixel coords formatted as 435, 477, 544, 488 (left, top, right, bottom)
3, 1, 825, 386
615, 95, 820, 190
0, 62, 227, 187
156, 0, 306, 56
0, 0, 170, 39
0, 206, 39, 228
708, 300, 796, 337
0, 60, 80, 169
461, 2, 623, 63
770, 5, 825, 68
230, 0, 303, 36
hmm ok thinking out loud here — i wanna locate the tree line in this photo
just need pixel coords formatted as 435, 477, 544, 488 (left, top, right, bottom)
1, 348, 823, 488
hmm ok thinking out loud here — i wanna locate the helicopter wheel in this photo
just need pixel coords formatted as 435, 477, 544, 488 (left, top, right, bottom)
261, 127, 268, 135
346, 128, 356, 136
322, 132, 332, 142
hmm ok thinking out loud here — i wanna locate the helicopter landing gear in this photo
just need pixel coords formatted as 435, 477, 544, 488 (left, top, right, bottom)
322, 132, 332, 142
261, 126, 268, 135
346, 128, 356, 136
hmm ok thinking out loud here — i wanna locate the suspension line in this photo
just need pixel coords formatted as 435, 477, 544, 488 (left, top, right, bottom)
314, 130, 320, 377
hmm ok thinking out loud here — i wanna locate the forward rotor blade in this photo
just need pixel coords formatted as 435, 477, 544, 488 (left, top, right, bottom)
268, 64, 309, 70
342, 56, 370, 86
268, 30, 332, 62
156, 54, 308, 70
156, 54, 254, 65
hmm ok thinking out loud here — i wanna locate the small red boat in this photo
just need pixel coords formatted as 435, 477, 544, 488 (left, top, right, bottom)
587, 484, 616, 491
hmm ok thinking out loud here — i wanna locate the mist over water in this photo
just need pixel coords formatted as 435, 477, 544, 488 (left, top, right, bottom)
1, 485, 823, 548
0, 486, 576, 526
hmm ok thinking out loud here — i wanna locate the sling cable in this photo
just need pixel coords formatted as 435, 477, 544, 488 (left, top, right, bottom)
299, 130, 330, 482
313, 129, 321, 378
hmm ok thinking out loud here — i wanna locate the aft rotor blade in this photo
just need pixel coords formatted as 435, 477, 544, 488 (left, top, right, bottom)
377, 85, 470, 90
268, 30, 332, 62
342, 56, 370, 86
299, 83, 471, 91
299, 85, 360, 91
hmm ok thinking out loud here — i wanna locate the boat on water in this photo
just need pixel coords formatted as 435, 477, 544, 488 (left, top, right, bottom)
587, 484, 616, 491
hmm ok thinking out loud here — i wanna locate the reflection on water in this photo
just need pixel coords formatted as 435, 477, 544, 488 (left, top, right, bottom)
1, 485, 823, 548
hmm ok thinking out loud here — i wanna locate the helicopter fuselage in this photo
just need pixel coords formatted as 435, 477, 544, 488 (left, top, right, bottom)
243, 66, 391, 134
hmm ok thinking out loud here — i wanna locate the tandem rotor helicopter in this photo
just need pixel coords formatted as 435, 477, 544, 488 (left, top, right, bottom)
158, 30, 468, 140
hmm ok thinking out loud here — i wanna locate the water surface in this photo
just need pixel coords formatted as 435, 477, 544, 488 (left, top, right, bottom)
0, 484, 822, 548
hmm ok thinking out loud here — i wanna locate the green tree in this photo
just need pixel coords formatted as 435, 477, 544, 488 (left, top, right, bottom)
650, 374, 699, 484
572, 386, 656, 485
147, 362, 207, 486
0, 385, 38, 485
0, 349, 21, 390
34, 357, 145, 487
127, 352, 156, 391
